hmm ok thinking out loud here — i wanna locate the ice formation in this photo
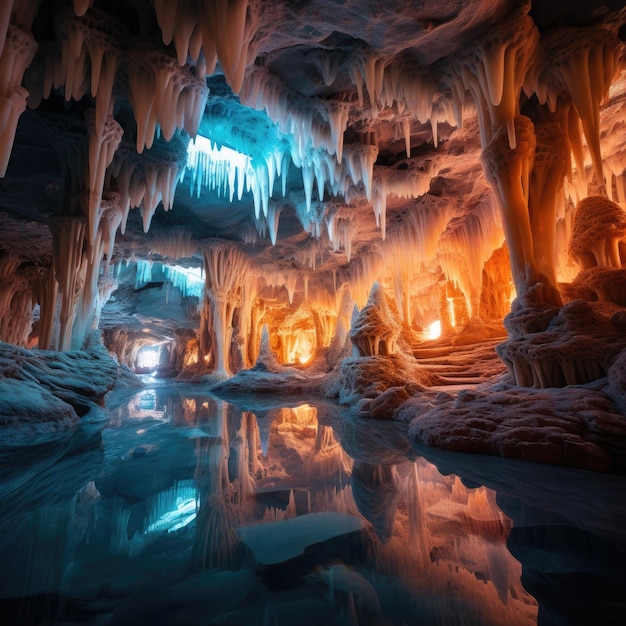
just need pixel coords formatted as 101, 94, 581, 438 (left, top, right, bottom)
200, 242, 250, 379
528, 122, 569, 286
447, 4, 538, 149
0, 21, 37, 176
350, 283, 400, 357
481, 116, 548, 300
530, 25, 621, 190
2, 0, 626, 475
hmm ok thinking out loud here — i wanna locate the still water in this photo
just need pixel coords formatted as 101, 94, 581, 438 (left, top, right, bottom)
1, 383, 625, 625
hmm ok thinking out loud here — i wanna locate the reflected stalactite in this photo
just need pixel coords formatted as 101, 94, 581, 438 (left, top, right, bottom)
191, 399, 240, 571
350, 461, 403, 544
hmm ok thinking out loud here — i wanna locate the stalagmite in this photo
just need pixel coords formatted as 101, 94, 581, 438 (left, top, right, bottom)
350, 283, 400, 357
201, 242, 250, 379
528, 122, 569, 286
49, 214, 88, 351
569, 196, 626, 269
73, 191, 123, 349
481, 116, 550, 300
35, 266, 58, 350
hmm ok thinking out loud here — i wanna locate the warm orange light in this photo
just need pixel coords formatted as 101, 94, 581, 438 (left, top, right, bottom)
183, 346, 199, 367
288, 332, 315, 364
428, 320, 442, 340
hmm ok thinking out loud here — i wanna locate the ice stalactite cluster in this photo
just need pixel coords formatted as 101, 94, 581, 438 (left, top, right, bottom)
240, 65, 350, 166
108, 131, 190, 233
529, 25, 621, 192
162, 265, 205, 300
447, 5, 539, 150
153, 0, 257, 93
201, 242, 250, 379
134, 259, 153, 290
184, 136, 289, 236
437, 186, 503, 320
85, 109, 123, 244
126, 46, 208, 154
0, 5, 38, 176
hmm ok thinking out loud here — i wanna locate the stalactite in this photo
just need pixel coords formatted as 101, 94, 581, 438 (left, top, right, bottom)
85, 109, 122, 245
49, 214, 88, 351
0, 23, 38, 176
240, 64, 350, 164
530, 25, 621, 191
371, 165, 431, 240
108, 131, 189, 233
447, 4, 538, 149
197, 0, 257, 93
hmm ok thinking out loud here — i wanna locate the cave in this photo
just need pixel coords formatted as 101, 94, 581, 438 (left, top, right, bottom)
1, 1, 626, 624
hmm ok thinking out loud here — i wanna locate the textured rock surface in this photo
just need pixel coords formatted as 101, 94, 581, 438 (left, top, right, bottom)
402, 386, 626, 471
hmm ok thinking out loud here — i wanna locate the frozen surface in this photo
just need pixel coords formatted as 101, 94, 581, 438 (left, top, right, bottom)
0, 383, 625, 625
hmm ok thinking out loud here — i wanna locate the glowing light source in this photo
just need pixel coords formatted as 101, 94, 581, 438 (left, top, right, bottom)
428, 320, 442, 340
146, 486, 198, 533
288, 331, 315, 364
137, 345, 160, 369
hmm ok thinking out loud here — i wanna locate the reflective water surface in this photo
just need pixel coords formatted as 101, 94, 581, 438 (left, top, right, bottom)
1, 383, 625, 625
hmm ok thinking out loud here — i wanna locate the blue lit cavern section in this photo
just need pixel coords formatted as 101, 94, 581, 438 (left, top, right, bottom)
1, 1, 626, 624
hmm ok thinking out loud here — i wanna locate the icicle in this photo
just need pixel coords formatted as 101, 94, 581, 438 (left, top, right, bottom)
302, 165, 314, 216
447, 6, 538, 149
267, 202, 282, 246
533, 25, 621, 191
403, 118, 411, 158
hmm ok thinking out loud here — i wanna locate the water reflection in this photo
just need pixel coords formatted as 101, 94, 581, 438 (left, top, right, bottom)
0, 384, 625, 625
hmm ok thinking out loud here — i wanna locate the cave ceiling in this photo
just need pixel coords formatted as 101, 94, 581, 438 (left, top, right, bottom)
1, 0, 626, 331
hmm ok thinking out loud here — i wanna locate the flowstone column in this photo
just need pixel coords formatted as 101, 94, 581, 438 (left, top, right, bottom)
201, 241, 250, 379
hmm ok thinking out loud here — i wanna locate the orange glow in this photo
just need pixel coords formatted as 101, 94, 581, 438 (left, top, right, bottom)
284, 329, 316, 364
183, 346, 199, 367
428, 320, 442, 340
